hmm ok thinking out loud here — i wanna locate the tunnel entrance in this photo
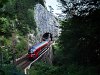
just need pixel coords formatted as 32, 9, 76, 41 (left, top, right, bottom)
42, 32, 52, 41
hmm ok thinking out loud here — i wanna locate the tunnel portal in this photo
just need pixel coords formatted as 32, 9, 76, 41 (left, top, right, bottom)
42, 32, 52, 41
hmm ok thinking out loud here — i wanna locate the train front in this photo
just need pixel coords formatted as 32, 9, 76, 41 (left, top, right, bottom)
27, 47, 36, 60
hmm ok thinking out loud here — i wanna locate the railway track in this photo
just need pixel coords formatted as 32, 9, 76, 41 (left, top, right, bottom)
15, 50, 46, 70
15, 56, 27, 66
15, 49, 48, 69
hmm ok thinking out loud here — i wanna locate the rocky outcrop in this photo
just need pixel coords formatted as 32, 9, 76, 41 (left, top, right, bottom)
34, 4, 60, 39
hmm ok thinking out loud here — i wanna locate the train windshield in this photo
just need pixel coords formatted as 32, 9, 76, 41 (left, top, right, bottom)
28, 47, 35, 54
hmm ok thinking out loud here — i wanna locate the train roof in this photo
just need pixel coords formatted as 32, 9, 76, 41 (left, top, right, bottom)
29, 40, 49, 51
34, 41, 48, 49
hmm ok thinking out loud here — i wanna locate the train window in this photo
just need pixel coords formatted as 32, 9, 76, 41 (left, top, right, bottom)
28, 47, 35, 53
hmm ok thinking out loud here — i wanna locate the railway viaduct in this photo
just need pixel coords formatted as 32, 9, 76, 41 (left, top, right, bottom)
41, 42, 53, 65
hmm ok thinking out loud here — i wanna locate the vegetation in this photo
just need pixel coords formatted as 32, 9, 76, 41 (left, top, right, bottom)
0, 0, 45, 75
29, 62, 59, 75
57, 0, 100, 75
0, 64, 24, 75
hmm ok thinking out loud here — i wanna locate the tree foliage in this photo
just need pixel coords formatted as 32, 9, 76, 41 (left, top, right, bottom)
51, 0, 100, 75
29, 62, 60, 75
59, 0, 100, 66
0, 0, 44, 74
60, 0, 100, 17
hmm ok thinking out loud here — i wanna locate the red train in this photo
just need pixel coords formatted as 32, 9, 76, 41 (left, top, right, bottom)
27, 39, 50, 60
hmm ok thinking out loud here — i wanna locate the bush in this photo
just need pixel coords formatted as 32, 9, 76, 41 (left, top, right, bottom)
0, 64, 25, 75
29, 62, 59, 75
16, 36, 27, 58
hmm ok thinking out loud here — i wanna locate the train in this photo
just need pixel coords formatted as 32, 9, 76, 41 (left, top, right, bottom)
27, 39, 50, 60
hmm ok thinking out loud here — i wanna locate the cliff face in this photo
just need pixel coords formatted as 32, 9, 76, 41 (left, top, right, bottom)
34, 4, 60, 38
27, 4, 60, 47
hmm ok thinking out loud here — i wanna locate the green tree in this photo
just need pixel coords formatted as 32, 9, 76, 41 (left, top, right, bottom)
59, 0, 100, 66
29, 62, 59, 75
0, 0, 44, 74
